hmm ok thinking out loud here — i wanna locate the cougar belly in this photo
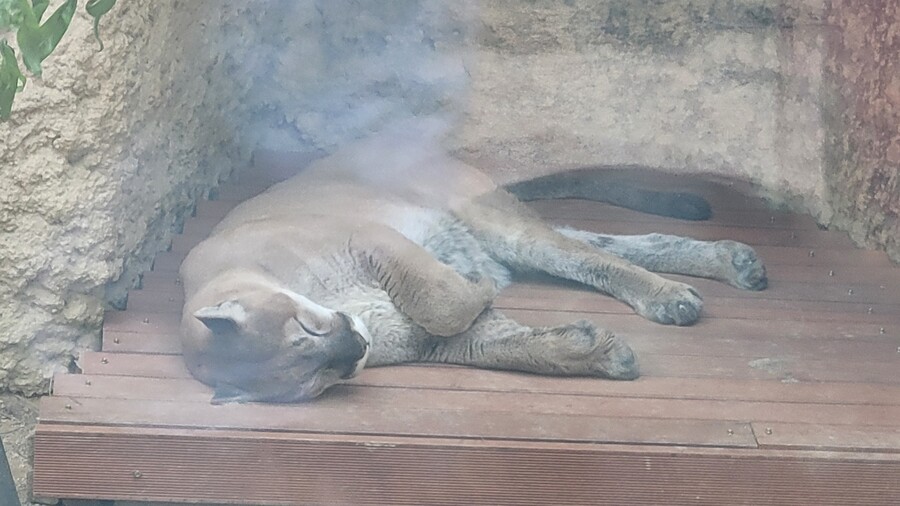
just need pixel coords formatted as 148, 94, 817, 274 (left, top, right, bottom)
385, 206, 511, 289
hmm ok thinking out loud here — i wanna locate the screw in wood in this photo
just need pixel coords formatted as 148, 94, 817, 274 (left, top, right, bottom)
142, 317, 150, 324
880, 327, 886, 334
866, 307, 873, 314
828, 270, 835, 277
765, 427, 773, 435
101, 357, 109, 364
113, 337, 120, 344
769, 216, 775, 223
848, 289, 854, 296
132, 470, 143, 479
64, 404, 72, 410
84, 380, 91, 386
727, 429, 734, 435
808, 250, 815, 257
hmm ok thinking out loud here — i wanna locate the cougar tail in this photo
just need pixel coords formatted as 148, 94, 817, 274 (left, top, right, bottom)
503, 167, 712, 221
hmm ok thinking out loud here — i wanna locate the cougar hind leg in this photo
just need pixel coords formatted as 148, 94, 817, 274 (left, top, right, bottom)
558, 230, 768, 290
455, 191, 704, 326
420, 309, 639, 379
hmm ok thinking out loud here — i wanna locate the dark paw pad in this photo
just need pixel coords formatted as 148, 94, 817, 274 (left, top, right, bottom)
726, 242, 768, 290
593, 330, 640, 380
639, 285, 704, 326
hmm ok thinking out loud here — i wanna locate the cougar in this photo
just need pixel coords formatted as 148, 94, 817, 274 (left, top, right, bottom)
180, 124, 767, 403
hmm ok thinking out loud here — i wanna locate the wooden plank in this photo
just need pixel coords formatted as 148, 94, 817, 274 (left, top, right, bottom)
33, 425, 900, 506
668, 276, 900, 304
499, 279, 900, 308
149, 251, 184, 273
498, 296, 900, 324
118, 283, 900, 325
38, 396, 755, 448
102, 309, 900, 366
148, 244, 894, 277
130, 272, 900, 308
136, 262, 900, 292
168, 221, 858, 254
763, 264, 900, 286
122, 285, 900, 316
102, 331, 179, 354
52, 371, 900, 408
79, 342, 900, 386
753, 422, 900, 453
79, 352, 191, 378
41, 382, 900, 431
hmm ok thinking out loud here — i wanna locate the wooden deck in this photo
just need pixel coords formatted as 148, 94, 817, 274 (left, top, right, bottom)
32, 158, 900, 505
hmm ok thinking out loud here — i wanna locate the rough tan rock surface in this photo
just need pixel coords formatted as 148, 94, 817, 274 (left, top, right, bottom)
0, 1, 268, 394
823, 0, 900, 263
453, 1, 830, 214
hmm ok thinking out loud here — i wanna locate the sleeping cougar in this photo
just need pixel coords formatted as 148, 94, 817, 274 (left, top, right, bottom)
180, 125, 767, 403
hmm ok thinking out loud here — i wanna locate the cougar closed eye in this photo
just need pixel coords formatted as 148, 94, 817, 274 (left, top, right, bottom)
293, 316, 326, 336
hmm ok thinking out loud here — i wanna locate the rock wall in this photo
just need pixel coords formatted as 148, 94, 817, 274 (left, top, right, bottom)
249, 0, 472, 152
822, 0, 900, 262
0, 0, 271, 394
454, 0, 828, 211
255, 1, 834, 213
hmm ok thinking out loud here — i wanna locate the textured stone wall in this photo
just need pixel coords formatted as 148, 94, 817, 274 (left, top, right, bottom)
249, 0, 472, 152
0, 1, 272, 394
247, 1, 835, 214
454, 0, 828, 212
822, 0, 900, 262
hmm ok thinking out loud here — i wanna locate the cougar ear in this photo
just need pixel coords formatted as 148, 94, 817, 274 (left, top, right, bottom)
193, 300, 247, 335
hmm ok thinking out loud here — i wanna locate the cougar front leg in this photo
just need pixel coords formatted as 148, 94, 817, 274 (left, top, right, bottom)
456, 192, 703, 325
350, 225, 495, 337
558, 230, 768, 290
421, 310, 639, 379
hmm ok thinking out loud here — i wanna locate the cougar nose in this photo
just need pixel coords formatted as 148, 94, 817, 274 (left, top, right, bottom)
337, 333, 369, 379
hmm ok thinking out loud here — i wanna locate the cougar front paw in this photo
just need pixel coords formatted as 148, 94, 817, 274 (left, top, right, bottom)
717, 240, 767, 290
634, 282, 703, 326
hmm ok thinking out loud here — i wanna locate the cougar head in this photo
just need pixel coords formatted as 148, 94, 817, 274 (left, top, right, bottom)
182, 288, 370, 404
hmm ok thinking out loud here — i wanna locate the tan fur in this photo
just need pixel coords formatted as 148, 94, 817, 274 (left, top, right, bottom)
180, 124, 766, 403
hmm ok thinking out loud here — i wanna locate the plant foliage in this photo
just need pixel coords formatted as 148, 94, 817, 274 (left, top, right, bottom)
0, 0, 116, 120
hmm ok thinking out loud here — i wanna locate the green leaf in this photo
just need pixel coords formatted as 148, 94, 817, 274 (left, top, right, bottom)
0, 39, 27, 120
85, 0, 115, 51
31, 0, 49, 21
16, 0, 77, 76
0, 0, 27, 30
